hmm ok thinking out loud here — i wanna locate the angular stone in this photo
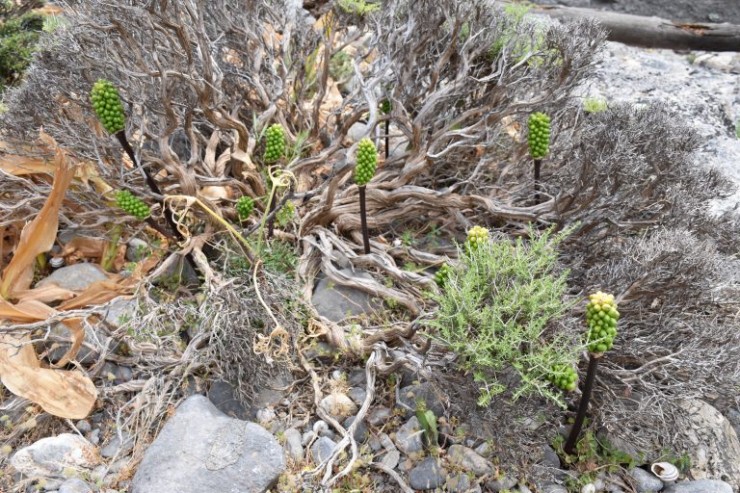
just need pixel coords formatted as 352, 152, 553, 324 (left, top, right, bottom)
380, 449, 400, 470
394, 417, 424, 455
10, 434, 100, 478
447, 444, 493, 476
367, 407, 392, 426
397, 382, 446, 417
319, 393, 358, 419
131, 395, 284, 493
408, 457, 447, 491
628, 467, 664, 493
37, 263, 108, 291
311, 269, 381, 322
663, 480, 733, 493
283, 428, 304, 462
347, 387, 367, 406
342, 415, 368, 443
58, 478, 94, 493
100, 431, 133, 459
310, 437, 337, 464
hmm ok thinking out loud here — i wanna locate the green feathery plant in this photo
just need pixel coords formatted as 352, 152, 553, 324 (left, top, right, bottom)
564, 291, 619, 455
354, 137, 378, 254
528, 112, 551, 204
429, 225, 581, 407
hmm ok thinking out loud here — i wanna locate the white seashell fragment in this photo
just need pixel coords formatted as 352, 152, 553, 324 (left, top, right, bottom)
49, 257, 65, 268
651, 461, 679, 482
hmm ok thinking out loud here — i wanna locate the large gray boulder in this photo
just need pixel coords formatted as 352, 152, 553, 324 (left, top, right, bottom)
131, 395, 285, 493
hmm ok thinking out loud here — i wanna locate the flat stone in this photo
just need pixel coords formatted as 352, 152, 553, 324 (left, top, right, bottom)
207, 380, 249, 420
100, 431, 133, 459
663, 480, 733, 493
397, 382, 446, 417
408, 457, 447, 491
10, 434, 100, 478
310, 437, 337, 464
628, 467, 664, 493
37, 263, 108, 291
131, 395, 284, 493
538, 484, 569, 493
101, 297, 137, 327
380, 449, 400, 469
393, 416, 424, 455
446, 473, 481, 493
58, 478, 93, 493
538, 444, 562, 469
347, 387, 367, 406
447, 445, 493, 476
342, 415, 368, 443
367, 407, 392, 426
486, 475, 518, 492
311, 269, 381, 322
283, 428, 304, 462
319, 393, 358, 419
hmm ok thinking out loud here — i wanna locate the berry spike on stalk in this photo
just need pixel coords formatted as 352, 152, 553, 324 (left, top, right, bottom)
354, 138, 378, 254
115, 190, 150, 220
564, 291, 619, 455
236, 196, 255, 221
91, 79, 126, 134
264, 124, 286, 163
528, 112, 551, 204
466, 225, 489, 250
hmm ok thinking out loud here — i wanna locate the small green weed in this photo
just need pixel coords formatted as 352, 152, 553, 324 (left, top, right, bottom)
583, 97, 608, 114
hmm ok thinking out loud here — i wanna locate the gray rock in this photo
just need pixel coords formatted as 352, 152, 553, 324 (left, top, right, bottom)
397, 382, 446, 417
283, 428, 303, 462
663, 480, 733, 493
628, 468, 664, 493
86, 429, 100, 446
131, 395, 284, 493
207, 380, 249, 420
486, 475, 517, 492
347, 122, 371, 143
347, 387, 367, 406
310, 437, 337, 464
303, 341, 342, 362
75, 420, 91, 434
408, 457, 447, 491
379, 433, 397, 452
539, 484, 569, 493
343, 415, 368, 443
126, 238, 150, 262
10, 434, 100, 478
58, 478, 93, 493
368, 435, 382, 453
379, 449, 400, 469
100, 362, 133, 385
368, 407, 392, 426
100, 431, 133, 459
447, 444, 493, 476
539, 445, 562, 469
394, 417, 424, 455
348, 369, 367, 386
102, 297, 137, 327
446, 473, 479, 493
474, 441, 492, 458
311, 269, 381, 321
675, 400, 740, 489
313, 420, 331, 438
37, 263, 108, 291
319, 393, 358, 419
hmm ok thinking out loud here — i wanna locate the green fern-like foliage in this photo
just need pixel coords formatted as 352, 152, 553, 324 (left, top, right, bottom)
428, 226, 581, 408
528, 112, 551, 159
264, 123, 286, 163
115, 190, 150, 220
354, 138, 378, 186
90, 79, 126, 134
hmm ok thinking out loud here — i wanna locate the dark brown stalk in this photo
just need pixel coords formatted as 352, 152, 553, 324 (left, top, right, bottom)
564, 354, 600, 455
385, 119, 390, 160
534, 158, 542, 204
359, 185, 370, 254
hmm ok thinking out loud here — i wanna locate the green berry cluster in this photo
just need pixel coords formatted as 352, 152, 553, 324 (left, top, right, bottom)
586, 291, 619, 354
549, 364, 578, 392
434, 263, 452, 286
354, 138, 378, 186
115, 190, 150, 220
380, 99, 392, 114
528, 112, 551, 159
264, 124, 286, 163
90, 79, 126, 134
236, 196, 255, 220
466, 225, 489, 249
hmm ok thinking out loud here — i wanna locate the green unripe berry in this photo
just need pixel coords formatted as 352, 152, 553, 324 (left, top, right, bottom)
115, 190, 150, 220
550, 364, 578, 391
528, 112, 551, 159
90, 79, 126, 134
264, 124, 286, 163
236, 196, 255, 220
466, 225, 489, 249
354, 138, 378, 186
585, 291, 619, 354
435, 263, 452, 287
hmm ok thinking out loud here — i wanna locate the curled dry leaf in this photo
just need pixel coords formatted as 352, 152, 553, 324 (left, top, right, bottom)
0, 135, 99, 419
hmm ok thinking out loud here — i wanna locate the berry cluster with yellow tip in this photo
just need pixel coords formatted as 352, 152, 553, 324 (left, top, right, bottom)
528, 112, 551, 159
466, 225, 489, 249
236, 196, 255, 220
586, 291, 619, 354
91, 79, 126, 134
354, 138, 378, 186
264, 124, 286, 163
115, 190, 150, 220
